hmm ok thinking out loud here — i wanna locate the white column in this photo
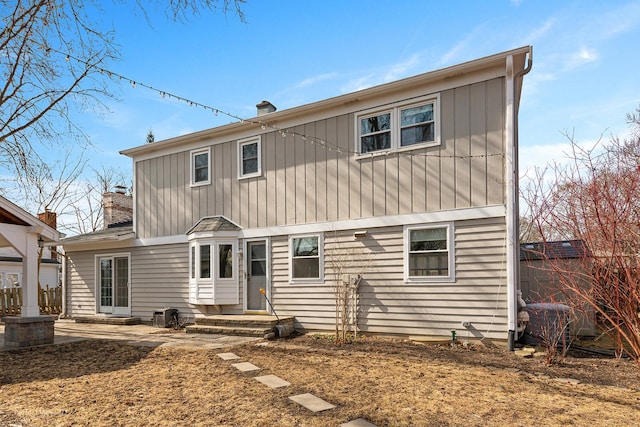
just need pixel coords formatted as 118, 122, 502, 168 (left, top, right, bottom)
21, 232, 41, 317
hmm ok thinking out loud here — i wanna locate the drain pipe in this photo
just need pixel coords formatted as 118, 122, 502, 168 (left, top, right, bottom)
506, 47, 533, 351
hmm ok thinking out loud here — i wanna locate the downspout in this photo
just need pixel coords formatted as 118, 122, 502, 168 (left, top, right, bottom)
506, 47, 533, 351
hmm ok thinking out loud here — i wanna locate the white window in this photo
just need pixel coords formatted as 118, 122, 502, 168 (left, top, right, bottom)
188, 239, 239, 305
216, 242, 235, 280
404, 223, 454, 282
356, 95, 440, 155
290, 234, 324, 282
238, 136, 262, 179
191, 148, 210, 186
360, 111, 391, 153
189, 240, 237, 281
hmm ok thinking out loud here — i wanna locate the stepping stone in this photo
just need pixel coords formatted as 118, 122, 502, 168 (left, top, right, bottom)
217, 352, 240, 360
255, 374, 290, 389
232, 362, 260, 372
289, 393, 336, 412
341, 419, 378, 427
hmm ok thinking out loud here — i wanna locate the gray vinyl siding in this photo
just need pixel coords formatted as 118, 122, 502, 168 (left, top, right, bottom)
65, 244, 247, 321
65, 252, 96, 318
135, 78, 505, 239
270, 217, 508, 339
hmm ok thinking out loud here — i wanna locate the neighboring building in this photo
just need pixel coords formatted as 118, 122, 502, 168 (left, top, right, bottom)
61, 46, 532, 345
520, 240, 595, 336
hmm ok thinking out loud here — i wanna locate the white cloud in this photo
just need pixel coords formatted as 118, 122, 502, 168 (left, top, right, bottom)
340, 74, 376, 93
519, 18, 554, 45
383, 53, 421, 82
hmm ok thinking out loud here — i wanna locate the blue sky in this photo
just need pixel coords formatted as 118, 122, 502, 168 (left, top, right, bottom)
29, 1, 640, 187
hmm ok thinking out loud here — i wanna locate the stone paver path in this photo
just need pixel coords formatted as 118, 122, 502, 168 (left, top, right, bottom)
255, 374, 290, 389
216, 351, 377, 425
231, 361, 261, 372
217, 352, 240, 360
288, 393, 336, 412
340, 419, 378, 427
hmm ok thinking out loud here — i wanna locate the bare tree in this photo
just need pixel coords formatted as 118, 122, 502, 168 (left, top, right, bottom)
326, 231, 372, 343
0, 0, 245, 181
522, 111, 640, 366
66, 164, 130, 235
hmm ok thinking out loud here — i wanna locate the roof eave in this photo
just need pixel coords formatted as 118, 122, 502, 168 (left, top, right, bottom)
121, 46, 532, 159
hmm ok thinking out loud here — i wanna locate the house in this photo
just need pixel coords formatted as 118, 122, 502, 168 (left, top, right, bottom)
0, 196, 61, 347
61, 46, 533, 347
520, 240, 595, 337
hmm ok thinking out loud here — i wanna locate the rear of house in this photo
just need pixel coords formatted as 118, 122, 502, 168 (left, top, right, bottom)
62, 47, 532, 344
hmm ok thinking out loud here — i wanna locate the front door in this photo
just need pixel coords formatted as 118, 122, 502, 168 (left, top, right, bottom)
98, 255, 130, 315
246, 241, 267, 312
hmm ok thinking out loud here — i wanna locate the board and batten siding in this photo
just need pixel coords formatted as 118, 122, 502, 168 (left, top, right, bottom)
135, 78, 505, 239
270, 217, 508, 339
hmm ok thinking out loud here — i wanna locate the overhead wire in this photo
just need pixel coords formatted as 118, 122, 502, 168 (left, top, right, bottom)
52, 46, 504, 161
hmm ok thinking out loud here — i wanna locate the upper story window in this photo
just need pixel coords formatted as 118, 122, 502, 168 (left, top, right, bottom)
356, 94, 440, 155
238, 136, 262, 179
360, 112, 391, 153
404, 223, 454, 283
290, 234, 324, 283
191, 148, 210, 186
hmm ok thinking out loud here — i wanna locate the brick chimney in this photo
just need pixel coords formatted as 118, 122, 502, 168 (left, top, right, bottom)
103, 186, 133, 229
37, 210, 58, 260
256, 100, 276, 116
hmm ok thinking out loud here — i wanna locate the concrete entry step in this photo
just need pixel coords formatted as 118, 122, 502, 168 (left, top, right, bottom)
185, 324, 273, 337
187, 315, 295, 337
73, 316, 142, 326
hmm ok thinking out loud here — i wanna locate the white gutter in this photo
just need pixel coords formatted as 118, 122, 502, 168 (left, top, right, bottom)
505, 47, 533, 350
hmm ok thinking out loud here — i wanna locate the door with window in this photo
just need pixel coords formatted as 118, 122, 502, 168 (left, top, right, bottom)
246, 240, 267, 312
98, 255, 130, 315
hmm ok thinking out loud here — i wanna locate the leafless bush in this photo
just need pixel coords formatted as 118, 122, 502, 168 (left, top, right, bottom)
522, 111, 640, 367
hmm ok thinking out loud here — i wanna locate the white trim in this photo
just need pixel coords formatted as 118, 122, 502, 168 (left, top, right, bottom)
136, 235, 188, 246
214, 239, 238, 281
237, 136, 262, 179
243, 237, 271, 314
505, 54, 518, 337
94, 252, 131, 316
403, 222, 455, 283
121, 47, 529, 162
354, 93, 441, 157
71, 206, 504, 250
241, 205, 505, 239
289, 233, 324, 284
190, 147, 211, 186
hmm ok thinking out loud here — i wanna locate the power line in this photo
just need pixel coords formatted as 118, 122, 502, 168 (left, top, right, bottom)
55, 47, 504, 161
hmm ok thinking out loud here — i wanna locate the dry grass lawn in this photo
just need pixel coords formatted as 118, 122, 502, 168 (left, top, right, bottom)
1, 334, 639, 426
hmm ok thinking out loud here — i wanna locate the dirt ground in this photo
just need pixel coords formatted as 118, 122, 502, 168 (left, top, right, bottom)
1, 333, 639, 427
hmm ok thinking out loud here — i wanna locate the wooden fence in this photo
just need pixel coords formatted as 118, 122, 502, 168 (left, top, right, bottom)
0, 285, 62, 317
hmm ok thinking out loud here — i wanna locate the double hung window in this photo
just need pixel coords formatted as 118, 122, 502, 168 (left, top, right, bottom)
238, 136, 262, 179
290, 234, 323, 282
357, 95, 439, 155
404, 223, 454, 282
191, 148, 210, 186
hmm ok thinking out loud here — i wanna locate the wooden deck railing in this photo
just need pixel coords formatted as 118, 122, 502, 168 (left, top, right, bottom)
0, 285, 62, 317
